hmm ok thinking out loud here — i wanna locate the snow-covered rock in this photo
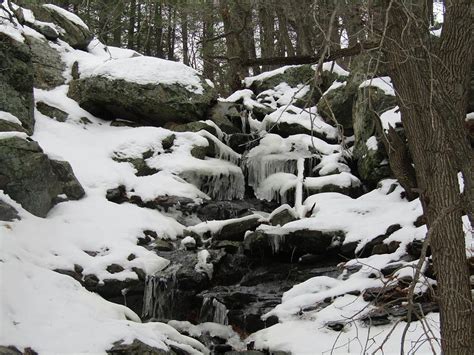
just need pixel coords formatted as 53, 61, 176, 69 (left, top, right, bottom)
68, 56, 216, 127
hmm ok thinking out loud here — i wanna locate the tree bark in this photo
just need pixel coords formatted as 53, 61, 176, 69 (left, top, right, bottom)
202, 0, 215, 81
127, 0, 136, 49
380, 1, 473, 353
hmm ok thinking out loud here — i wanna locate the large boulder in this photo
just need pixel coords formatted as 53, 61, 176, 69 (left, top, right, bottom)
0, 33, 35, 135
24, 35, 66, 89
0, 136, 84, 217
27, 4, 93, 50
68, 57, 216, 126
243, 228, 345, 261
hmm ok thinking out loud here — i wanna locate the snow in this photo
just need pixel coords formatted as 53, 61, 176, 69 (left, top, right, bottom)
279, 180, 423, 247
43, 4, 89, 30
0, 3, 24, 42
319, 61, 350, 77
256, 172, 298, 203
250, 309, 441, 354
181, 236, 196, 248
365, 136, 378, 151
262, 105, 339, 140
245, 133, 345, 195
221, 89, 268, 110
360, 76, 396, 96
244, 61, 349, 88
0, 132, 28, 140
304, 172, 361, 191
0, 110, 22, 128
380, 106, 402, 130
187, 214, 263, 237
84, 56, 206, 94
322, 80, 346, 95
257, 83, 310, 108
243, 65, 298, 87
168, 321, 244, 351
194, 249, 213, 279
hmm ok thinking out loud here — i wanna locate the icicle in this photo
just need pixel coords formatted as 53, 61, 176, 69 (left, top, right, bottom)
142, 266, 180, 320
180, 169, 245, 200
294, 157, 305, 218
246, 156, 298, 189
199, 297, 229, 325
240, 110, 248, 134
198, 130, 241, 165
269, 233, 286, 254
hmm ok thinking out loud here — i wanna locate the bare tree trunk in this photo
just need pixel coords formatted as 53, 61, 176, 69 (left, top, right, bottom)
202, 0, 215, 81
381, 2, 473, 353
219, 0, 248, 92
154, 1, 164, 58
111, 1, 124, 47
181, 0, 189, 65
127, 0, 136, 49
258, 1, 275, 71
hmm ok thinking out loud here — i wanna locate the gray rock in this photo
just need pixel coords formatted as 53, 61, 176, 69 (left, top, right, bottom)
50, 160, 85, 200
107, 339, 187, 355
0, 137, 84, 217
226, 133, 259, 154
142, 250, 211, 321
0, 33, 35, 135
24, 35, 65, 89
29, 5, 93, 50
209, 101, 243, 134
68, 76, 216, 127
243, 229, 345, 261
214, 215, 261, 242
269, 205, 297, 226
28, 21, 59, 40
0, 199, 20, 221
0, 119, 27, 133
36, 102, 68, 122
152, 239, 174, 252
166, 121, 218, 137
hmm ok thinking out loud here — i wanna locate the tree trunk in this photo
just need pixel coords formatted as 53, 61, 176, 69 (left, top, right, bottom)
381, 2, 473, 353
111, 1, 124, 47
127, 0, 136, 49
154, 1, 164, 58
202, 0, 214, 81
275, 5, 295, 57
258, 1, 275, 71
181, 0, 189, 65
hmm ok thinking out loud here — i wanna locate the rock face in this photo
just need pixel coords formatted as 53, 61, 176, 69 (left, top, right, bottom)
0, 33, 35, 135
68, 57, 216, 127
24, 35, 66, 90
352, 86, 397, 186
28, 4, 93, 50
0, 137, 84, 217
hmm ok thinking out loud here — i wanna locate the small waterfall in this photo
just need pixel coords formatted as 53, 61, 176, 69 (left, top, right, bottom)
142, 265, 179, 321
199, 297, 229, 325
